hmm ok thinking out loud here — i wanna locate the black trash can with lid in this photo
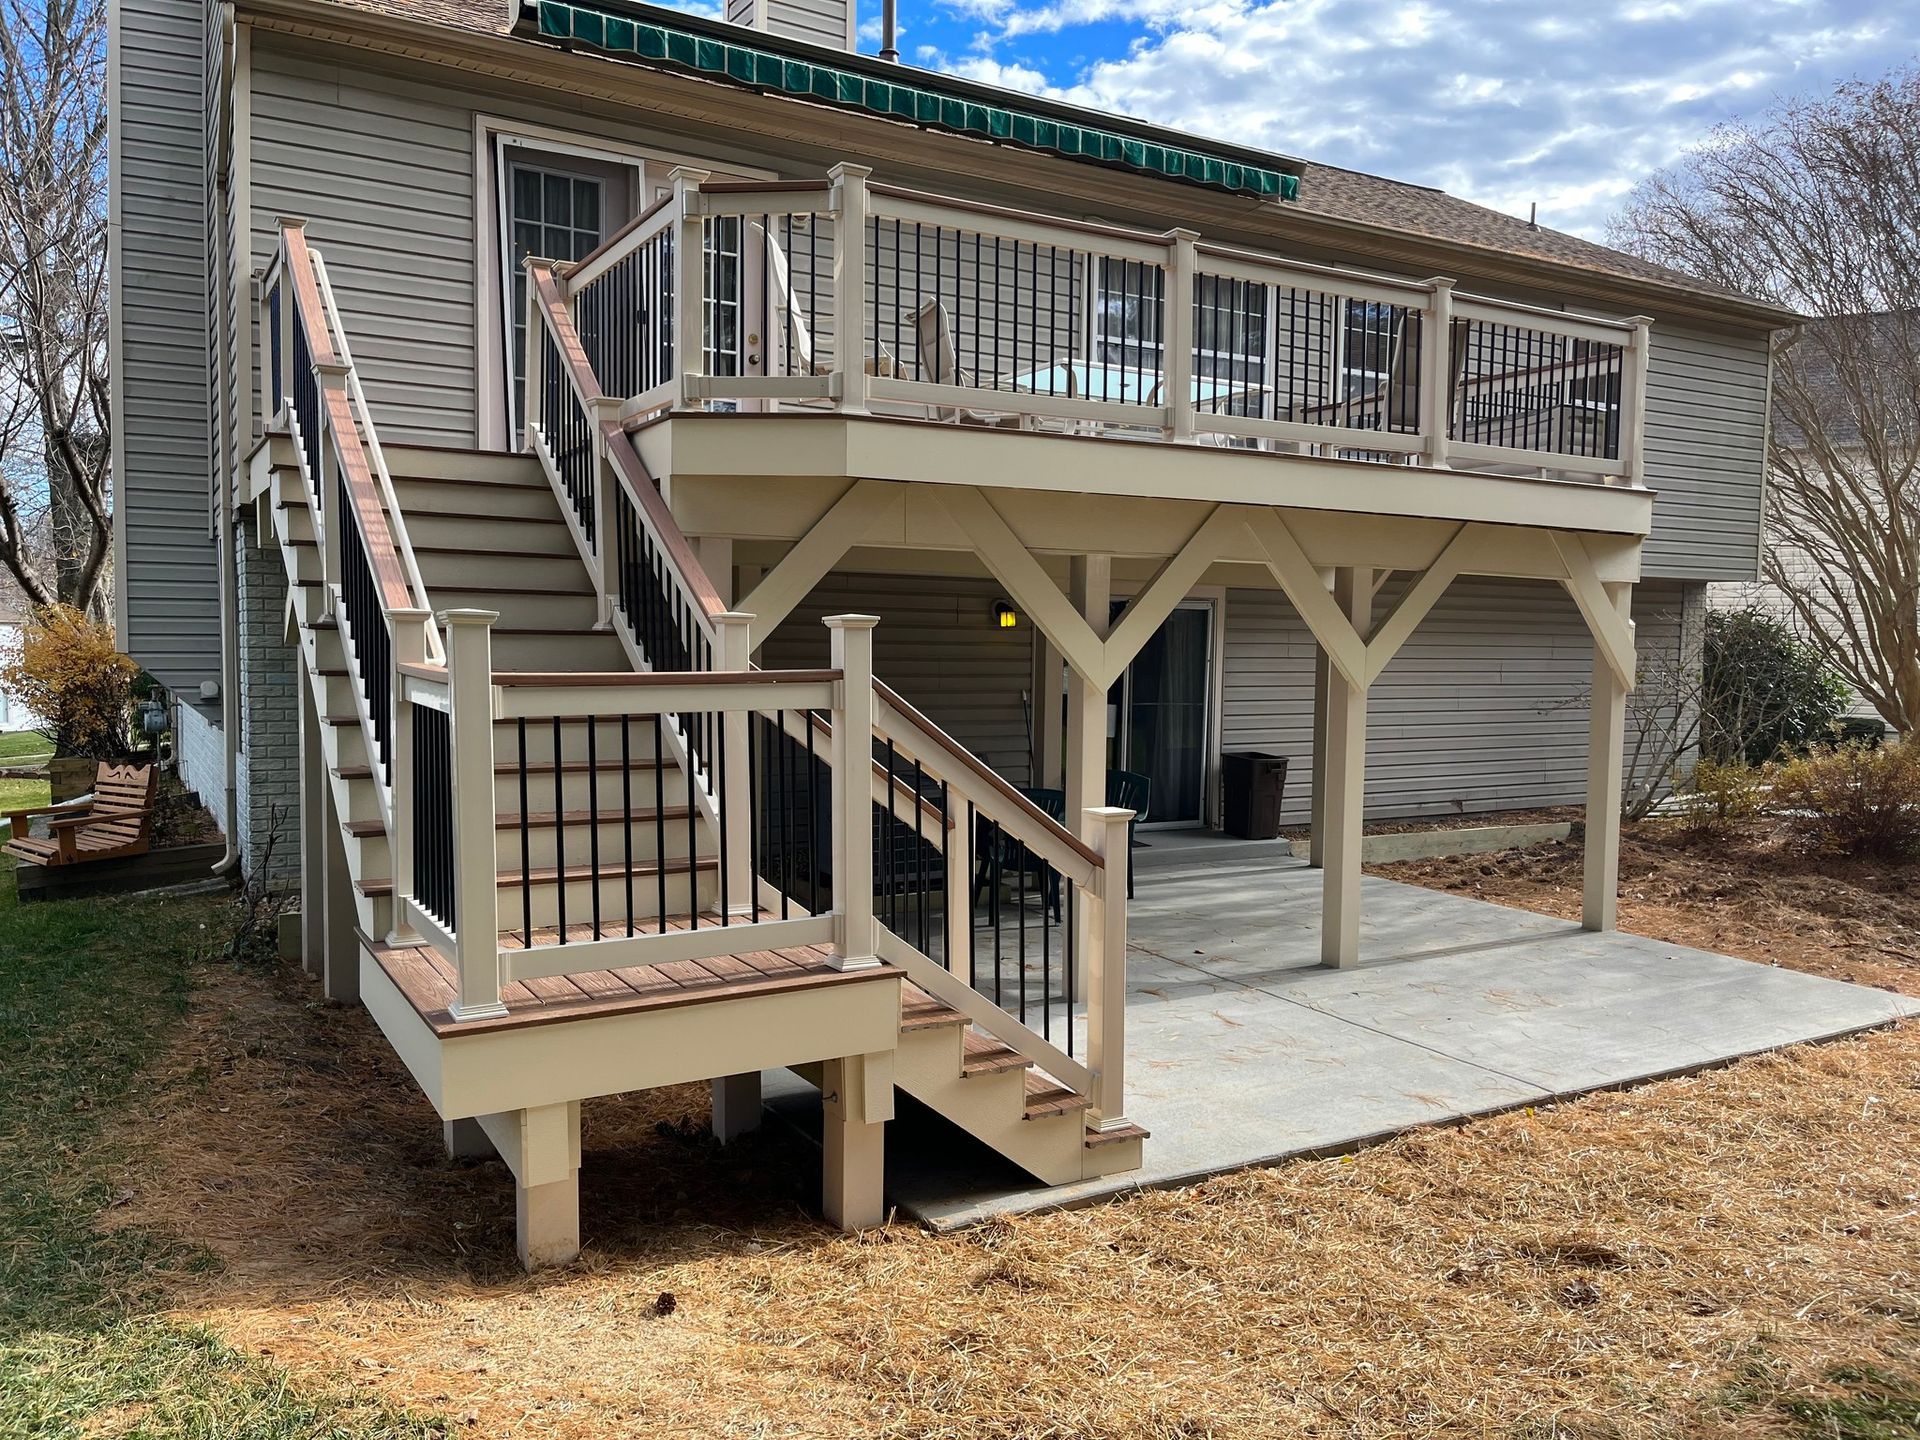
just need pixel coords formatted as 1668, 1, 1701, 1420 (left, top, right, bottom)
1221, 752, 1288, 839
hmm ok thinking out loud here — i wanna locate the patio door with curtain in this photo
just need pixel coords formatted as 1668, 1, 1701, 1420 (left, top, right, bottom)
1109, 601, 1214, 826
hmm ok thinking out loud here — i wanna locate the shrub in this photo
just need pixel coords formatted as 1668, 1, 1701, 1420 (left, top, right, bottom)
1770, 739, 1920, 861
0, 605, 138, 759
1674, 758, 1770, 842
1703, 609, 1849, 766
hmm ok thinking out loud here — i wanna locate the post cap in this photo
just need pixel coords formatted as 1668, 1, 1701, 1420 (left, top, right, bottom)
438, 608, 500, 626
822, 613, 881, 629
1085, 805, 1136, 822
828, 161, 874, 181
668, 165, 712, 186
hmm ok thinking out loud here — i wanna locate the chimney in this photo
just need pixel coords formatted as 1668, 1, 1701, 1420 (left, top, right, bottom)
730, 0, 858, 52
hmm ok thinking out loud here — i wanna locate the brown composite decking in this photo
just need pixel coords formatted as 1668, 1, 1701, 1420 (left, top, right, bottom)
371, 919, 897, 1037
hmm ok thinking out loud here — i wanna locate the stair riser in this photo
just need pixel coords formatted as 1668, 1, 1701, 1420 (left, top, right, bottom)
407, 515, 579, 557
416, 552, 593, 594
440, 591, 602, 630
384, 444, 549, 486
496, 717, 665, 766
495, 870, 714, 932
493, 767, 693, 812
894, 1025, 1085, 1187
494, 819, 705, 871
489, 633, 633, 671
391, 479, 561, 520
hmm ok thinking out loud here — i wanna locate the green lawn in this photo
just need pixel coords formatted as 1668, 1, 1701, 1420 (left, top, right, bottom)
0, 730, 53, 763
0, 858, 444, 1439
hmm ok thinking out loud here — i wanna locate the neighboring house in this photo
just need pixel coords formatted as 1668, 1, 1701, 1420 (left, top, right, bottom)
0, 609, 37, 732
1710, 313, 1907, 726
110, 0, 1788, 1267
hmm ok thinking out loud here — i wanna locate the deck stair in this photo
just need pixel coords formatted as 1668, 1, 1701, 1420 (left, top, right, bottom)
254, 217, 1144, 1268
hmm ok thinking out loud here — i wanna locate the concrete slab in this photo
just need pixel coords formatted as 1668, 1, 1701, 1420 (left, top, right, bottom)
864, 849, 1919, 1229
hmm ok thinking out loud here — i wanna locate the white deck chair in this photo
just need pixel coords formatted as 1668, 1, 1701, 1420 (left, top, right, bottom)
756, 223, 894, 382
910, 297, 1061, 427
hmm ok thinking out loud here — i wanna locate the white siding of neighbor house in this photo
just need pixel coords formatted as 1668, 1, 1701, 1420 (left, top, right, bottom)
111, 0, 221, 697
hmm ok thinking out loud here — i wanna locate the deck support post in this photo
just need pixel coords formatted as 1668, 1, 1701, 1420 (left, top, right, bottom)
826, 615, 881, 970
480, 1101, 581, 1272
299, 692, 327, 979
1320, 567, 1373, 969
1066, 555, 1111, 1003
1034, 633, 1065, 791
822, 1051, 891, 1231
445, 610, 506, 1020
1086, 806, 1134, 1134
711, 1072, 763, 1143
321, 770, 358, 1001
1308, 642, 1329, 868
1583, 581, 1633, 932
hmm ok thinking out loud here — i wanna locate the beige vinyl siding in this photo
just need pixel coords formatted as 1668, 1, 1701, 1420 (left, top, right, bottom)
112, 0, 219, 696
1223, 577, 1691, 822
760, 573, 1037, 787
1638, 324, 1769, 583
764, 0, 852, 49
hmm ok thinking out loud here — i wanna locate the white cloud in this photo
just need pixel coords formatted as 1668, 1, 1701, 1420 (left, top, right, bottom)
914, 0, 1917, 237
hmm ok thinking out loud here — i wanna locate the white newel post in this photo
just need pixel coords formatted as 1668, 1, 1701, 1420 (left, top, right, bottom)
1419, 276, 1456, 470
589, 395, 625, 627
826, 614, 881, 970
829, 162, 872, 415
521, 257, 548, 453
670, 167, 710, 411
943, 800, 974, 980
1086, 805, 1133, 1134
1620, 317, 1654, 488
1162, 228, 1199, 442
387, 607, 432, 943
445, 608, 506, 1020
715, 611, 756, 919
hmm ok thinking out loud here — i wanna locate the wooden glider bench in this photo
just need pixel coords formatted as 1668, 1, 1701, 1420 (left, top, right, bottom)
2, 761, 158, 866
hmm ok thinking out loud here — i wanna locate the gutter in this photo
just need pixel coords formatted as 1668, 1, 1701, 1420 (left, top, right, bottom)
212, 2, 243, 877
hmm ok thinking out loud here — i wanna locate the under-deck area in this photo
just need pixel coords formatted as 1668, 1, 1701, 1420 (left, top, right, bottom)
765, 846, 1919, 1227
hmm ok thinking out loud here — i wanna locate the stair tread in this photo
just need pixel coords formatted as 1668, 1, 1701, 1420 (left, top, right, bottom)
961, 1028, 1031, 1075
900, 982, 966, 1031
1024, 1069, 1093, 1118
1085, 1120, 1151, 1149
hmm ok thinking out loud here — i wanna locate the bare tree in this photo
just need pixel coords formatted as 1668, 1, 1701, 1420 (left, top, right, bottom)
0, 0, 112, 619
1609, 67, 1920, 732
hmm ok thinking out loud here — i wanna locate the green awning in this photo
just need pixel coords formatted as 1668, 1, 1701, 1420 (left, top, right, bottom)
521, 0, 1300, 201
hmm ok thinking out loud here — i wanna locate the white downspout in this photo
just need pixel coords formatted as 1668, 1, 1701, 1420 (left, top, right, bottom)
211, 3, 243, 875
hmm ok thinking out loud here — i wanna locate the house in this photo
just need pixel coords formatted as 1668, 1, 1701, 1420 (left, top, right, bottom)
0, 608, 36, 733
109, 0, 1790, 1268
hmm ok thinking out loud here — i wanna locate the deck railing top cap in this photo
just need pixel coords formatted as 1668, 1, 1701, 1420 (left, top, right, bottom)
439, 608, 501, 625
823, 613, 881, 628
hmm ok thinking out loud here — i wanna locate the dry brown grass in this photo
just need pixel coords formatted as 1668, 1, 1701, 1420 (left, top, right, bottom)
111, 886, 1920, 1439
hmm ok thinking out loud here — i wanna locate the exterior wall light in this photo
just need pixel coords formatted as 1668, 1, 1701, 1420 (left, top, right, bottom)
993, 602, 1019, 630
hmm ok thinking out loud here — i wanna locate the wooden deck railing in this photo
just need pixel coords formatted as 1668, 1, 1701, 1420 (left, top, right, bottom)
551, 166, 1652, 487
260, 219, 440, 834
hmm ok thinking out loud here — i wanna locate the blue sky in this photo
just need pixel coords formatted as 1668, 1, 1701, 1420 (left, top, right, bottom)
696, 0, 1918, 239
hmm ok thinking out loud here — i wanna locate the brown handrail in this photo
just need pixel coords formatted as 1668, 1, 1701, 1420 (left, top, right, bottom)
874, 677, 1102, 871
530, 264, 603, 403
563, 190, 677, 287
281, 225, 413, 614
599, 423, 730, 622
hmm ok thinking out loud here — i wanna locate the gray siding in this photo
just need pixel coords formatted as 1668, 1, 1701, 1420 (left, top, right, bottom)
112, 0, 218, 695
1639, 324, 1769, 584
761, 573, 1036, 787
1223, 577, 1690, 822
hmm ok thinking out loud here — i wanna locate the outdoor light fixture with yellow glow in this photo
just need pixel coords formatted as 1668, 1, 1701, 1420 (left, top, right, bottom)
993, 602, 1019, 630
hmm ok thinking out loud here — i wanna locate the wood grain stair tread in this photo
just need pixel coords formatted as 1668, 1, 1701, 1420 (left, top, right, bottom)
357, 853, 715, 898
345, 818, 385, 838
1084, 1120, 1151, 1149
1024, 1069, 1093, 1119
961, 1028, 1031, 1076
899, 982, 966, 1031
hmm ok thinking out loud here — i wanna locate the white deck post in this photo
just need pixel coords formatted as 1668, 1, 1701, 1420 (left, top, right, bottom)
1620, 317, 1655, 488
521, 256, 548, 450
1065, 555, 1112, 1003
1320, 567, 1373, 969
670, 167, 710, 411
1584, 581, 1633, 931
588, 395, 625, 627
1085, 805, 1133, 1134
387, 607, 431, 944
320, 738, 359, 1002
299, 688, 327, 979
822, 1050, 891, 1230
715, 612, 756, 918
826, 614, 881, 970
829, 162, 873, 416
1035, 633, 1065, 790
444, 609, 506, 1020
1419, 276, 1456, 470
498, 1101, 581, 1271
1162, 229, 1199, 442
943, 797, 974, 979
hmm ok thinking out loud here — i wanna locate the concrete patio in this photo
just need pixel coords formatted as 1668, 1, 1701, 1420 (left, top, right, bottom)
839, 842, 1919, 1228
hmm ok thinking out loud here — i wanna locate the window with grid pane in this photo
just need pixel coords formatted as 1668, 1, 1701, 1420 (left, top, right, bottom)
507, 164, 605, 433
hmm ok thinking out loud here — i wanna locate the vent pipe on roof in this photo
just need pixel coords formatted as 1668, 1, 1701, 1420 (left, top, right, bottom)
879, 0, 898, 60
